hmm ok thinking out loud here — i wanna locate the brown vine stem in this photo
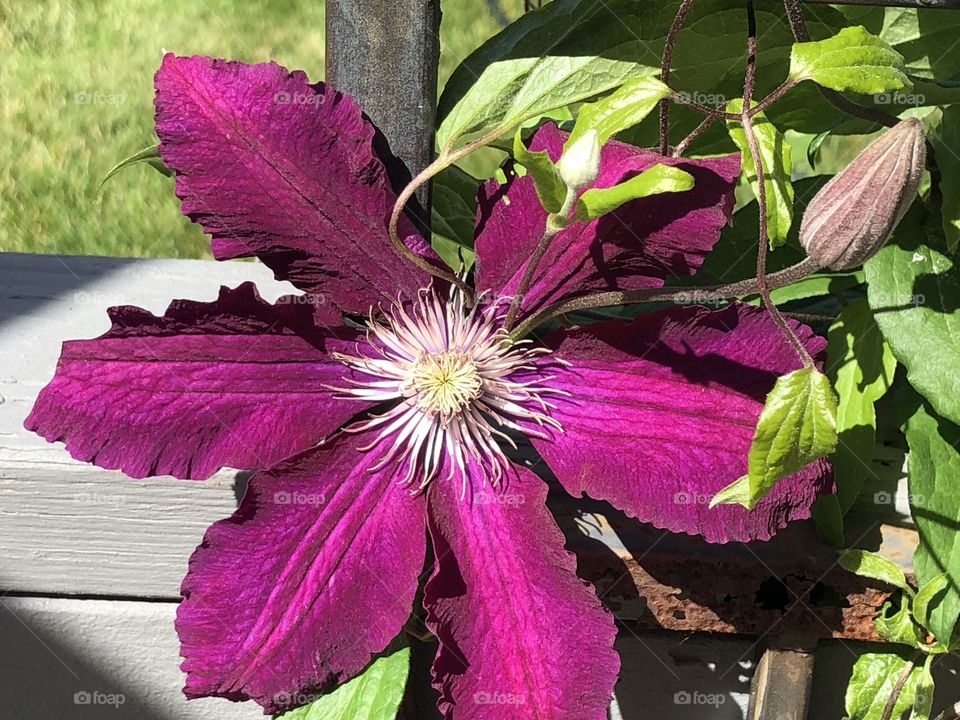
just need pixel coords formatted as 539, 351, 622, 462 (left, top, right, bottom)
742, 0, 813, 367
879, 657, 917, 720
502, 188, 576, 332
670, 72, 794, 158
782, 0, 898, 128
507, 257, 821, 340
672, 113, 717, 157
659, 0, 697, 154
672, 93, 742, 121
748, 78, 799, 115
388, 127, 507, 304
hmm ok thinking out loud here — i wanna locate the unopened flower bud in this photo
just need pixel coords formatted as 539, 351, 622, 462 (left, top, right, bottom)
557, 129, 601, 192
799, 117, 925, 270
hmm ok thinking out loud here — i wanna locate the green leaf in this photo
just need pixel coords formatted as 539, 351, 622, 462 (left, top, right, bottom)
875, 598, 925, 648
436, 0, 661, 150
566, 74, 671, 147
788, 26, 911, 95
811, 494, 845, 547
932, 105, 960, 254
865, 206, 960, 426
838, 5, 960, 80
712, 367, 838, 509
914, 573, 949, 634
512, 128, 567, 214
431, 165, 479, 271
682, 178, 825, 288
827, 299, 897, 512
432, 165, 479, 251
907, 403, 960, 647
839, 549, 912, 594
912, 655, 935, 720
274, 641, 410, 720
845, 652, 921, 720
573, 164, 693, 220
726, 99, 794, 248
439, 55, 650, 150
98, 143, 171, 189
768, 271, 862, 305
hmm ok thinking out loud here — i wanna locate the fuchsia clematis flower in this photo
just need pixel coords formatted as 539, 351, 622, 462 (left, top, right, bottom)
26, 55, 832, 719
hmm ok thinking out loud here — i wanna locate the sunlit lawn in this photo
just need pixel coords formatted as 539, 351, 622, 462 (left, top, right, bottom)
0, 0, 519, 258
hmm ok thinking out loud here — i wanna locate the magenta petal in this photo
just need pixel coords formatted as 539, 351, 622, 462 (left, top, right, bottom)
424, 460, 618, 720
535, 303, 833, 543
178, 431, 426, 712
154, 54, 440, 319
25, 283, 369, 480
474, 123, 739, 320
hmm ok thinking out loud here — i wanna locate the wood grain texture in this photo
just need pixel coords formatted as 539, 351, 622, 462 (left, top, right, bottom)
0, 253, 293, 598
0, 596, 758, 720
0, 596, 262, 719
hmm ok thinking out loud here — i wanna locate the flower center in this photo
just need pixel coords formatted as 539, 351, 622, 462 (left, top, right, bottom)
332, 287, 564, 494
404, 351, 482, 420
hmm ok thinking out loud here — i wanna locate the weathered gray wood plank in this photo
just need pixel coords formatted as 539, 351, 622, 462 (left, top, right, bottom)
0, 253, 292, 598
0, 596, 262, 719
0, 595, 758, 720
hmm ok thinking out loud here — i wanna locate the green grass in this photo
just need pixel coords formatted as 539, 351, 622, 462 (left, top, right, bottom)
0, 0, 519, 258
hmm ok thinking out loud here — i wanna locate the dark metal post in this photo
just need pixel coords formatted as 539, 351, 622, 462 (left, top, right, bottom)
326, 0, 440, 213
748, 647, 817, 720
326, 3, 442, 716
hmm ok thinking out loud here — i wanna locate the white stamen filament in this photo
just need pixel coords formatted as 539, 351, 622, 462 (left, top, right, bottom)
333, 286, 564, 494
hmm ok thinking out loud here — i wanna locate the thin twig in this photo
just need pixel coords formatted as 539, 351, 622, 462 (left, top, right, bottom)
507, 257, 821, 339
672, 93, 742, 121
742, 0, 813, 367
933, 701, 960, 720
748, 79, 799, 115
673, 114, 718, 156
659, 0, 697, 154
503, 185, 579, 330
388, 161, 472, 297
503, 225, 561, 331
388, 126, 506, 303
879, 657, 917, 720
782, 0, 898, 128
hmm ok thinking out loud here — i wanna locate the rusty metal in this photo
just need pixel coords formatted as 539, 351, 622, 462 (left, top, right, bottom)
551, 492, 916, 643
325, 0, 440, 215
748, 648, 817, 720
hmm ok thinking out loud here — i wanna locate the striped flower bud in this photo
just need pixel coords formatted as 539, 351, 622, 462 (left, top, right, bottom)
799, 118, 925, 271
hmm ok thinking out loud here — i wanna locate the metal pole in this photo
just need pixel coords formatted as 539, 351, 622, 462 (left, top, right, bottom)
325, 3, 442, 716
326, 0, 440, 217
